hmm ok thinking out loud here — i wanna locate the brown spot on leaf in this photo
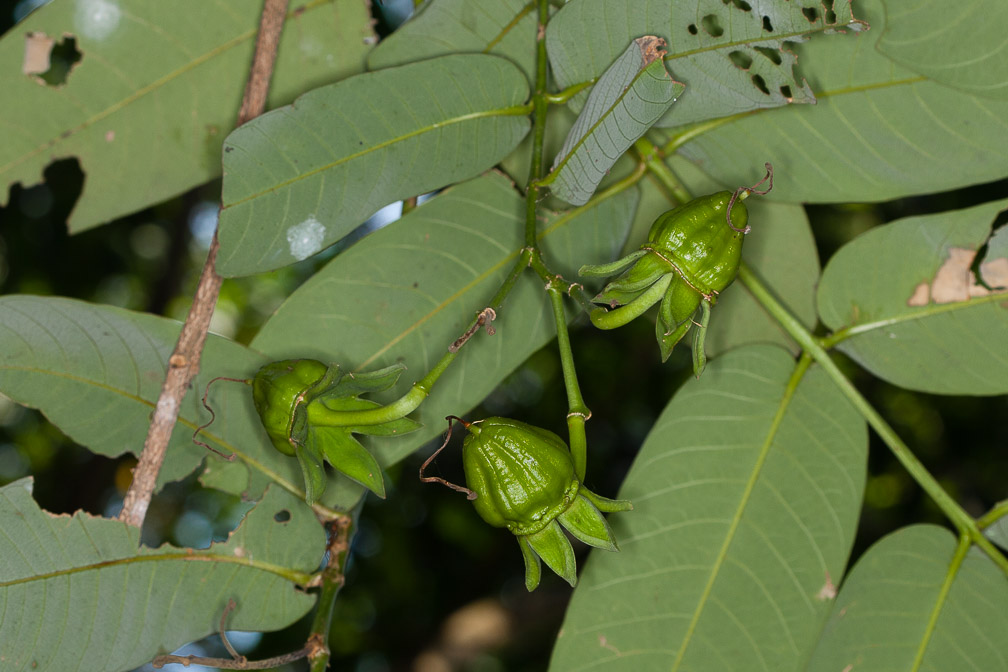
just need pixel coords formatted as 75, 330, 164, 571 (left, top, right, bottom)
816, 571, 837, 600
906, 247, 1008, 306
23, 32, 54, 76
635, 35, 667, 66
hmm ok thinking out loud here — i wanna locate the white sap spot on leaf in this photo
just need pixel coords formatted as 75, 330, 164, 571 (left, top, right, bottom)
76, 0, 121, 41
287, 215, 326, 260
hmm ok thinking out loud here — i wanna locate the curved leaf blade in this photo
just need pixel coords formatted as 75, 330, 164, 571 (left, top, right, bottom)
547, 37, 684, 206
217, 54, 531, 276
545, 0, 860, 128
0, 481, 322, 672
0, 0, 374, 232
817, 198, 1008, 394
878, 0, 1008, 100
250, 171, 639, 466
678, 0, 1008, 202
807, 525, 1008, 671
368, 0, 539, 82
0, 296, 357, 511
550, 345, 867, 671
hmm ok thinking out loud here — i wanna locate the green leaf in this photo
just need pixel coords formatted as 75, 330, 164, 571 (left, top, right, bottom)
678, 0, 1008, 202
545, 0, 861, 127
250, 171, 639, 467
0, 296, 357, 511
878, 0, 1008, 99
0, 0, 373, 232
546, 37, 684, 206
0, 480, 322, 672
217, 54, 531, 276
806, 525, 1008, 671
987, 515, 1008, 552
368, 0, 539, 82
817, 198, 1008, 395
550, 345, 867, 671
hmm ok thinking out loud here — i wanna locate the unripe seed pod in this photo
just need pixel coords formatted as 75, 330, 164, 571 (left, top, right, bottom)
647, 191, 747, 298
251, 359, 328, 456
462, 418, 580, 535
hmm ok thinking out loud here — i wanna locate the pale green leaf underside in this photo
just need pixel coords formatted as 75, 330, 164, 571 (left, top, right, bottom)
817, 198, 1008, 395
550, 345, 866, 671
546, 0, 858, 128
250, 171, 639, 466
0, 295, 360, 511
0, 0, 373, 232
806, 525, 1008, 672
679, 0, 1008, 202
0, 481, 322, 672
217, 53, 530, 277
367, 0, 538, 82
547, 38, 683, 206
878, 0, 1008, 100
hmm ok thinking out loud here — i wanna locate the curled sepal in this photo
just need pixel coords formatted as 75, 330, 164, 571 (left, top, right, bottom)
592, 251, 673, 308
656, 278, 703, 362
524, 519, 577, 587
691, 299, 712, 377
294, 439, 327, 505
518, 535, 543, 592
580, 487, 634, 513
311, 426, 386, 499
578, 249, 648, 279
558, 493, 619, 552
590, 272, 673, 330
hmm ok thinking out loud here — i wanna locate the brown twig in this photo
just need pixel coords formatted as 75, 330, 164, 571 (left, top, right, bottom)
152, 645, 312, 670
448, 307, 497, 353
118, 0, 291, 528
419, 416, 477, 500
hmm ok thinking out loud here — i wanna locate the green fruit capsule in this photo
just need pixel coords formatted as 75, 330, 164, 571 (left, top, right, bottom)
252, 359, 328, 456
445, 417, 632, 591
250, 359, 419, 504
647, 190, 747, 298
580, 164, 773, 372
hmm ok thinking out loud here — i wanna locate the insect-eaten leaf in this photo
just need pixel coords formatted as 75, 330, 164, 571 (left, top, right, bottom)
545, 36, 684, 206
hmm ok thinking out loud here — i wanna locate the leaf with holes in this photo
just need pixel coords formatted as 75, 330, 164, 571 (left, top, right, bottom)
0, 295, 362, 513
817, 198, 1008, 395
216, 54, 530, 276
368, 0, 540, 82
878, 0, 1008, 100
250, 171, 639, 468
0, 0, 374, 232
806, 525, 1008, 671
677, 0, 1008, 202
0, 480, 322, 672
550, 345, 867, 671
546, 0, 862, 128
544, 37, 683, 206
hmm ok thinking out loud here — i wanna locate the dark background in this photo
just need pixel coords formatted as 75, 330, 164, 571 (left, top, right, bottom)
1, 2, 1006, 671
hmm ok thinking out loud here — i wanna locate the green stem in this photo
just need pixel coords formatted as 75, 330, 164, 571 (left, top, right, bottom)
978, 499, 1008, 530
633, 137, 690, 204
307, 249, 532, 427
546, 278, 590, 481
544, 79, 595, 104
661, 113, 747, 154
524, 0, 551, 248
737, 262, 1008, 575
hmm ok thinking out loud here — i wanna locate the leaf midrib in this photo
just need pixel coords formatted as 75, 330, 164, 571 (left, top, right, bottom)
671, 356, 811, 671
